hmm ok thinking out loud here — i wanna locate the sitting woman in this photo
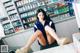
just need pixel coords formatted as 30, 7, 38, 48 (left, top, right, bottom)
16, 9, 70, 53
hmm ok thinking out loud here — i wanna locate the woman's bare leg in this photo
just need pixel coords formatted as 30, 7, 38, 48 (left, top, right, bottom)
44, 25, 71, 45
45, 25, 60, 42
16, 30, 42, 53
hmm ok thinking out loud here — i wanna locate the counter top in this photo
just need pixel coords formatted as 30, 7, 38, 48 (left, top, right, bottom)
2, 28, 34, 39
33, 43, 77, 53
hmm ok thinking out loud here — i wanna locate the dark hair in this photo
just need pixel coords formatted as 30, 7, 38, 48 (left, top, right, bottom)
36, 8, 51, 21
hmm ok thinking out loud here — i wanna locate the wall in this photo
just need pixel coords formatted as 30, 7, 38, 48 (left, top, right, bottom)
0, 0, 8, 17
2, 18, 79, 52
0, 23, 5, 40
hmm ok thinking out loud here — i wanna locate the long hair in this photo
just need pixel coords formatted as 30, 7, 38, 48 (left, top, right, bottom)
36, 9, 56, 32
36, 8, 51, 21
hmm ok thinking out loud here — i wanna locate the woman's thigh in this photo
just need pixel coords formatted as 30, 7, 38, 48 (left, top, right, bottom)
45, 30, 56, 44
36, 30, 47, 46
44, 25, 57, 43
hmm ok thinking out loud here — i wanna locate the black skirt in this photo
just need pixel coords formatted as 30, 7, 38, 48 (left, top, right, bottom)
40, 41, 59, 50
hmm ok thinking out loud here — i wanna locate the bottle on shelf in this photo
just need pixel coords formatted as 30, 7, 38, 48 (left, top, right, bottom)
23, 6, 26, 12
15, 27, 19, 32
29, 4, 31, 10
27, 4, 30, 10
18, 1, 21, 7
24, 5, 27, 11
54, 9, 59, 14
24, 25, 28, 29
30, 3, 33, 9
37, 1, 41, 6
22, 19, 26, 23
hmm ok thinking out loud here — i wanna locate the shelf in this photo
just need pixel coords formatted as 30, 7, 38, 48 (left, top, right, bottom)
23, 20, 36, 25
47, 0, 64, 6
52, 5, 68, 10
49, 11, 69, 17
14, 0, 20, 2
8, 13, 17, 16
53, 16, 75, 24
19, 8, 35, 14
3, 23, 13, 31
12, 20, 22, 27
7, 9, 15, 12
15, 0, 38, 8
13, 25, 22, 28
27, 14, 36, 18
11, 18, 20, 22
5, 5, 13, 9
4, 27, 13, 30
3, 0, 11, 4
20, 8, 69, 19
4, 28, 14, 32
21, 16, 28, 19
18, 5, 46, 14
0, 17, 8, 22
1, 20, 10, 25
21, 14, 36, 19
4, 29, 15, 35
16, 1, 46, 9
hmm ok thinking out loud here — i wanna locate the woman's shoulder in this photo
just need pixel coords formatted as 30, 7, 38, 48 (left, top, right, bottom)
46, 20, 53, 23
34, 20, 39, 25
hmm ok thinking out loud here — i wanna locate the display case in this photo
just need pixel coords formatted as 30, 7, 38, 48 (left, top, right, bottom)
2, 0, 74, 35
14, 0, 47, 29
2, 0, 24, 35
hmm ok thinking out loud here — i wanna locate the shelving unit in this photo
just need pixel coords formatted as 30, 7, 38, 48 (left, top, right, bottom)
2, 0, 24, 35
14, 0, 47, 29
1, 0, 74, 35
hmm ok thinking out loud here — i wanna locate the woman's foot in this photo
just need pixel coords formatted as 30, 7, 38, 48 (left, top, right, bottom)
15, 46, 30, 53
15, 49, 22, 53
58, 37, 71, 45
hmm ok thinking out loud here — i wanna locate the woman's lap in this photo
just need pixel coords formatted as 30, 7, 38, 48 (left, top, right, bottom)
40, 40, 59, 50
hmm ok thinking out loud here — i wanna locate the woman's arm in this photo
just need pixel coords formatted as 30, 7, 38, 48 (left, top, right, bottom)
16, 30, 41, 53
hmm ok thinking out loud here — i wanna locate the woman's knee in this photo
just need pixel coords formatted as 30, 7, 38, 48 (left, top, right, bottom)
45, 25, 55, 32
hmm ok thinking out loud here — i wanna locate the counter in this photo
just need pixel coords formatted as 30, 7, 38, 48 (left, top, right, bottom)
33, 43, 77, 53
1, 16, 79, 51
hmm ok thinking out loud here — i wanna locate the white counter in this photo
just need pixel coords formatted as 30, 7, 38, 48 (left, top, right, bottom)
33, 43, 77, 53
2, 17, 79, 51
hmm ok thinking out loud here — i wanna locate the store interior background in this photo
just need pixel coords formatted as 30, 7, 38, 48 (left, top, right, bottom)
0, 0, 79, 52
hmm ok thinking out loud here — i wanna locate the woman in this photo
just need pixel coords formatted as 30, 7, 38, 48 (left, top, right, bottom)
16, 9, 70, 53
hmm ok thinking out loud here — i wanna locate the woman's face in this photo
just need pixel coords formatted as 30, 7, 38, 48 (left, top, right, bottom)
38, 12, 44, 20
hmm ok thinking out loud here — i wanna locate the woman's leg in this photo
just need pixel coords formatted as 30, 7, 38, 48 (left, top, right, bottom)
15, 30, 42, 53
44, 25, 71, 46
45, 25, 60, 42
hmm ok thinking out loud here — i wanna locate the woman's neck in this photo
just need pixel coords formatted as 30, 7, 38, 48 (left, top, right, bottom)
39, 19, 45, 25
39, 19, 44, 22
